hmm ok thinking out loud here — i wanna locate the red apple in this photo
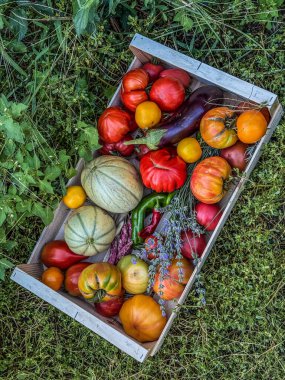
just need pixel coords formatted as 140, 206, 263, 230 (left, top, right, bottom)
195, 202, 222, 231
181, 230, 207, 259
95, 295, 125, 317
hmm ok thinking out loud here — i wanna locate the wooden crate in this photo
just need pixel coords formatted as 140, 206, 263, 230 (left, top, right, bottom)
11, 34, 283, 362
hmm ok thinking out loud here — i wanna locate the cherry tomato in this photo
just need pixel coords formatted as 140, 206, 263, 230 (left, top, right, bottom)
42, 267, 64, 291
177, 137, 202, 163
145, 235, 159, 260
63, 186, 86, 209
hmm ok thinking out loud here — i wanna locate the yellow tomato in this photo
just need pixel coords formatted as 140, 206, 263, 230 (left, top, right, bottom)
177, 137, 202, 163
63, 186, 86, 209
135, 101, 161, 129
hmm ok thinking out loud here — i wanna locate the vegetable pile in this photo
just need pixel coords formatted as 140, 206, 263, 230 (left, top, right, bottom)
40, 62, 270, 344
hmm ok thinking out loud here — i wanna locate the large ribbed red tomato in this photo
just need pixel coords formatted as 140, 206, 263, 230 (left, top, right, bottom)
140, 147, 187, 192
121, 69, 149, 111
98, 107, 136, 143
190, 156, 231, 204
150, 77, 185, 112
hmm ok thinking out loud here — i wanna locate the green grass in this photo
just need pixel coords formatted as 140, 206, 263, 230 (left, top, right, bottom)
0, 1, 285, 379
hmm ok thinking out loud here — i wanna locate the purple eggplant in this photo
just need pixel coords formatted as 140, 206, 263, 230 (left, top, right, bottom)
125, 85, 224, 150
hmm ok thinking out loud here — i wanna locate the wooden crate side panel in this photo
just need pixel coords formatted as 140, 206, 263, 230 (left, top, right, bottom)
11, 265, 150, 362
129, 34, 278, 110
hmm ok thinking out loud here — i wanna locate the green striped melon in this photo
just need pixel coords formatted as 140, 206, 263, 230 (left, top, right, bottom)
64, 205, 116, 256
81, 156, 143, 213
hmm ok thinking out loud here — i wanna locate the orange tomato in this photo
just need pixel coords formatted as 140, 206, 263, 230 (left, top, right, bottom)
63, 186, 86, 209
119, 295, 167, 342
177, 137, 202, 163
200, 107, 238, 149
190, 156, 231, 204
41, 267, 64, 291
153, 258, 194, 301
135, 101, 161, 129
237, 110, 267, 144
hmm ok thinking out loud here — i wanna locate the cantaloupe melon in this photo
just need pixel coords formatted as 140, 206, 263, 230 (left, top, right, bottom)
81, 156, 143, 213
64, 205, 115, 256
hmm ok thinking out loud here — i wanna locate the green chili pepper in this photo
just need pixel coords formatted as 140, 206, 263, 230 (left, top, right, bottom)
131, 191, 175, 246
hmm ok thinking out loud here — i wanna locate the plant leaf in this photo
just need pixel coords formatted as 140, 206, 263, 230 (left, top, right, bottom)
0, 117, 24, 143
73, 7, 90, 36
32, 203, 54, 225
11, 102, 28, 118
10, 7, 28, 41
0, 209, 6, 227
0, 258, 14, 281
39, 179, 54, 194
44, 166, 61, 181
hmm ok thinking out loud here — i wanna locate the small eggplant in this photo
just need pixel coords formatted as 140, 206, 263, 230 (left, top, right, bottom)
125, 85, 224, 150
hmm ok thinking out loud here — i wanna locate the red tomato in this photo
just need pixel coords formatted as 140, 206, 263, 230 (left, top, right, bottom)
122, 68, 149, 92
135, 144, 152, 159
181, 230, 207, 259
64, 262, 92, 296
95, 293, 125, 317
144, 235, 159, 260
140, 147, 187, 193
150, 77, 185, 112
41, 241, 85, 270
121, 69, 149, 111
98, 107, 135, 143
142, 62, 164, 82
100, 134, 135, 157
159, 68, 191, 88
220, 141, 248, 172
195, 203, 222, 231
121, 90, 148, 112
